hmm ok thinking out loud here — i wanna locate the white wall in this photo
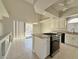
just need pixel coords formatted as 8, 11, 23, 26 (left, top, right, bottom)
0, 22, 3, 36
40, 18, 66, 33
32, 17, 67, 33
0, 19, 13, 36
2, 20, 13, 34
18, 21, 25, 38
13, 20, 25, 39
33, 23, 41, 34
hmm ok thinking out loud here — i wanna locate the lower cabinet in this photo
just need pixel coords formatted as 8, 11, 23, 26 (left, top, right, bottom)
65, 33, 78, 47
0, 44, 2, 59
5, 36, 10, 53
33, 36, 50, 59
0, 40, 5, 59
0, 37, 9, 59
0, 33, 13, 59
1, 41, 5, 56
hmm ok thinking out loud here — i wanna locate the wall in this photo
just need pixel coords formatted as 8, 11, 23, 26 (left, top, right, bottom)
18, 21, 25, 38
0, 22, 3, 36
2, 20, 13, 35
33, 23, 41, 34
0, 19, 13, 36
13, 21, 25, 39
40, 17, 66, 33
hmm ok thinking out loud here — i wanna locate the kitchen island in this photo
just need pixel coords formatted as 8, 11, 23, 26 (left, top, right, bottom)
33, 33, 60, 59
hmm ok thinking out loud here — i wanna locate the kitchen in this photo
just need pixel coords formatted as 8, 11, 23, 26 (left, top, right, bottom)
0, 0, 78, 59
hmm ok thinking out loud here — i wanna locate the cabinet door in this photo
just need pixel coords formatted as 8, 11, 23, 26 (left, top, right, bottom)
1, 41, 5, 56
0, 44, 2, 59
65, 34, 78, 46
5, 36, 9, 52
71, 35, 78, 46
34, 37, 50, 59
65, 34, 71, 44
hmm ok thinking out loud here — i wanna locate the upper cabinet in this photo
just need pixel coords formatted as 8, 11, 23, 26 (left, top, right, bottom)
0, 0, 9, 19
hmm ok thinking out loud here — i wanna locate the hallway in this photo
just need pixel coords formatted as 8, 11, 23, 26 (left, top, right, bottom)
6, 38, 39, 59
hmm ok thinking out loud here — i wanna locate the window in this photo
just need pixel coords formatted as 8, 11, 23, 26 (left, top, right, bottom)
67, 17, 78, 32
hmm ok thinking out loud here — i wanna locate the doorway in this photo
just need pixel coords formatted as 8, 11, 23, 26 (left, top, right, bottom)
25, 23, 33, 38
25, 23, 33, 50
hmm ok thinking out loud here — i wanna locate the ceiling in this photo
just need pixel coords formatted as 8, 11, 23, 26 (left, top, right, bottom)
0, 0, 78, 23
0, 0, 9, 20
36, 13, 49, 21
24, 0, 37, 4
2, 0, 38, 23
24, 0, 34, 4
45, 0, 78, 17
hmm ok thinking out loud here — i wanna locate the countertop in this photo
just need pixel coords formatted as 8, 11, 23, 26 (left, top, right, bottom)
65, 32, 78, 35
33, 33, 60, 39
33, 30, 78, 39
33, 34, 49, 39
51, 30, 78, 35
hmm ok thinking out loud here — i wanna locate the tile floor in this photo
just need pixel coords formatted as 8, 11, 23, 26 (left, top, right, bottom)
6, 38, 78, 59
47, 44, 78, 59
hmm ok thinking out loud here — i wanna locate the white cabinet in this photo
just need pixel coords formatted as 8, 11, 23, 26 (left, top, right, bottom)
0, 37, 9, 59
65, 33, 78, 46
0, 40, 5, 59
33, 36, 50, 59
5, 36, 9, 53
0, 33, 12, 59
0, 44, 2, 59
